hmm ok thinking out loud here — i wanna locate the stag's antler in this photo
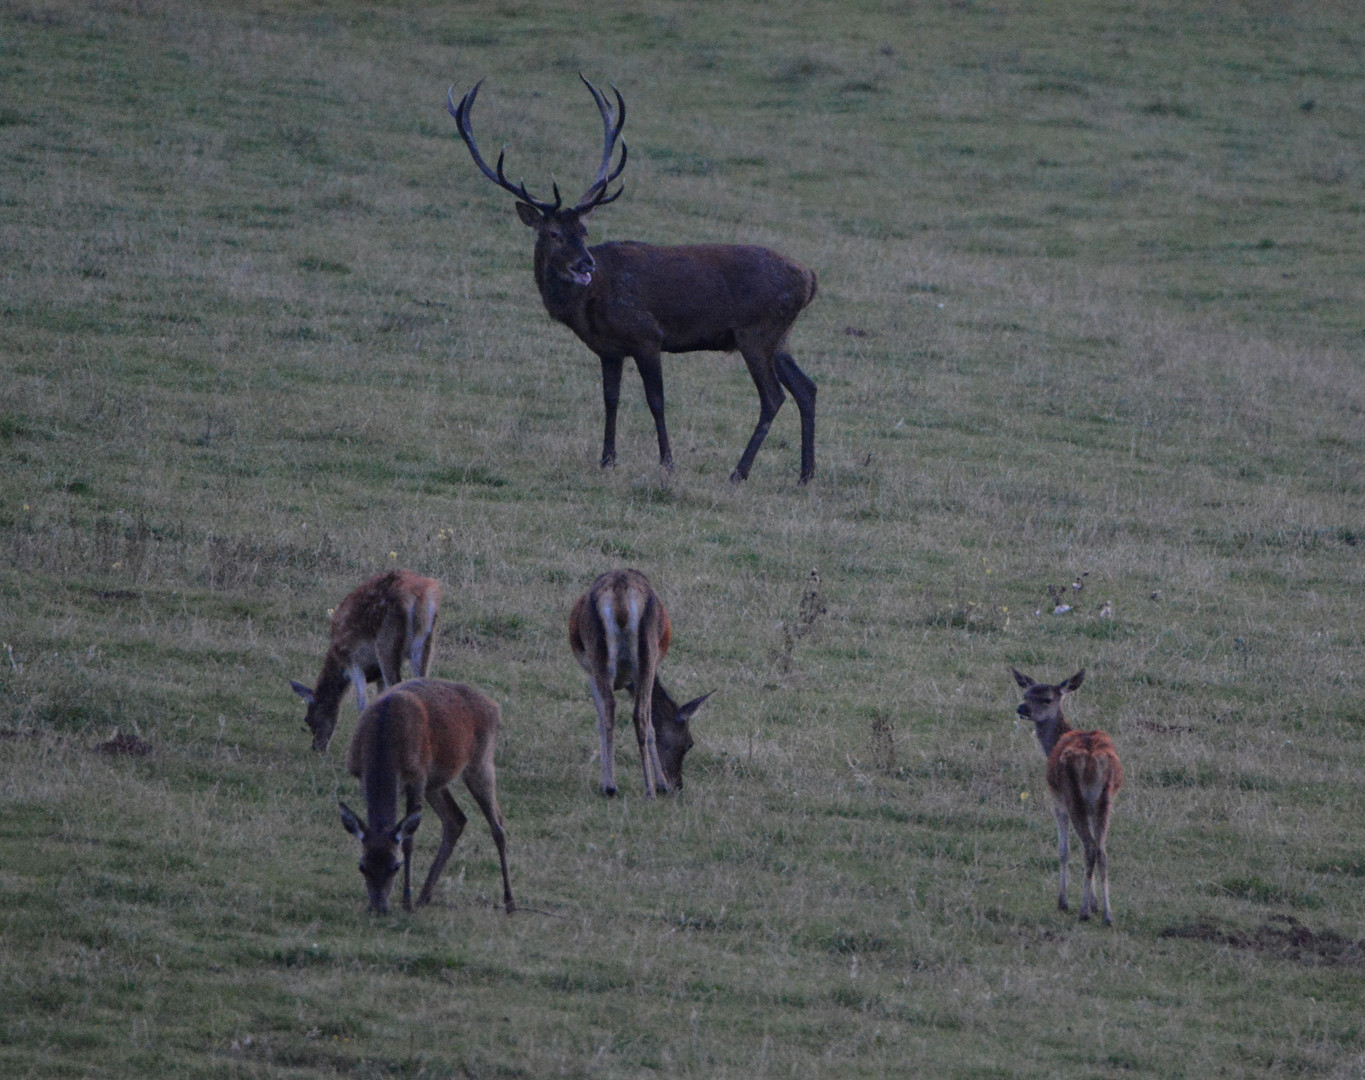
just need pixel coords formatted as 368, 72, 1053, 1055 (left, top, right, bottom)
448, 80, 561, 213
448, 76, 628, 215
573, 75, 627, 212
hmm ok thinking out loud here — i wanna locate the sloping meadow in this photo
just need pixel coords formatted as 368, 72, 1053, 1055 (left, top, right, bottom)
1, 1, 1362, 1076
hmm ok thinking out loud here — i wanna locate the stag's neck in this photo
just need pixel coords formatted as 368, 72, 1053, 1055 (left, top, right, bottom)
1033, 713, 1074, 758
533, 252, 591, 327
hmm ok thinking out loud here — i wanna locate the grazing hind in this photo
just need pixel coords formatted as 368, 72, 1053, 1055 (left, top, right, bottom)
290, 570, 440, 751
569, 569, 711, 798
339, 678, 514, 915
1011, 668, 1124, 924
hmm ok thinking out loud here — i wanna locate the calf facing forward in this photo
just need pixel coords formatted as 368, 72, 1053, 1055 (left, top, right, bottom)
1012, 668, 1124, 924
339, 679, 515, 915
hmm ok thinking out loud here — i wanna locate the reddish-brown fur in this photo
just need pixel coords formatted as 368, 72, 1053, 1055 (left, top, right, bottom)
290, 570, 441, 752
450, 78, 818, 483
569, 569, 711, 798
339, 679, 514, 915
1011, 668, 1124, 924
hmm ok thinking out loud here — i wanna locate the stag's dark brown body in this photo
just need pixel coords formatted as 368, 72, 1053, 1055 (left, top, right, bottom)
451, 78, 819, 483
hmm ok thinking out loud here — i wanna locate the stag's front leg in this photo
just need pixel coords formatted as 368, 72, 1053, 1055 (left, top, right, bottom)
1053, 807, 1071, 913
599, 354, 624, 468
634, 350, 673, 473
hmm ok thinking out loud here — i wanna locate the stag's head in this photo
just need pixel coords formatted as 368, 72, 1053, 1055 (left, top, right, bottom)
449, 77, 627, 288
338, 801, 420, 914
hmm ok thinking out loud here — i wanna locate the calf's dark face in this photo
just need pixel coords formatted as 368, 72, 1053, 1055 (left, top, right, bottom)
357, 845, 403, 914
653, 691, 713, 791
655, 716, 695, 790
338, 802, 420, 914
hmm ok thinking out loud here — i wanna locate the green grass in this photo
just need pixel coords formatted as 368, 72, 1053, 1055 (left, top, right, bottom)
2, 0, 1364, 1076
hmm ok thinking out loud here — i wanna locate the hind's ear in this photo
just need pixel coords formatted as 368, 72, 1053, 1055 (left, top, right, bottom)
1060, 669, 1086, 694
676, 691, 714, 723
339, 801, 366, 840
395, 812, 422, 842
1011, 668, 1035, 689
290, 680, 315, 704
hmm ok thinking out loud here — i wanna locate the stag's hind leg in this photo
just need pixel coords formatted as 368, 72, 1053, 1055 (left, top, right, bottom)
775, 350, 816, 483
731, 340, 788, 483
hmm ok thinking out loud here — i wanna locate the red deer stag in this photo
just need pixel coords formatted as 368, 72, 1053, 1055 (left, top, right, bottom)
290, 570, 440, 752
1011, 668, 1124, 924
339, 678, 515, 915
569, 569, 711, 798
449, 77, 819, 484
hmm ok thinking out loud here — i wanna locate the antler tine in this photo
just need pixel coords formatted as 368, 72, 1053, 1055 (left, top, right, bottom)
575, 75, 628, 211
448, 81, 560, 213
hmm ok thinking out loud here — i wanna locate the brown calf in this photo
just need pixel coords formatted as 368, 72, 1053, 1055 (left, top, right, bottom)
290, 570, 440, 751
1011, 668, 1124, 924
569, 569, 711, 798
339, 678, 514, 915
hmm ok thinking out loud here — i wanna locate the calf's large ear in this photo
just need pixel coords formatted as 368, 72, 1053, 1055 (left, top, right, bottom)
1060, 669, 1086, 694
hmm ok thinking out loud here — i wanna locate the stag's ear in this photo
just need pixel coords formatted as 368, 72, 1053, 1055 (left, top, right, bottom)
339, 801, 366, 840
1060, 669, 1086, 694
676, 691, 714, 723
395, 811, 422, 842
290, 680, 315, 704
516, 202, 542, 227
1011, 668, 1035, 689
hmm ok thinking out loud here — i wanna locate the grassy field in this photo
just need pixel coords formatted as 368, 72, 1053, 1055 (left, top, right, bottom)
2, 0, 1364, 1076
